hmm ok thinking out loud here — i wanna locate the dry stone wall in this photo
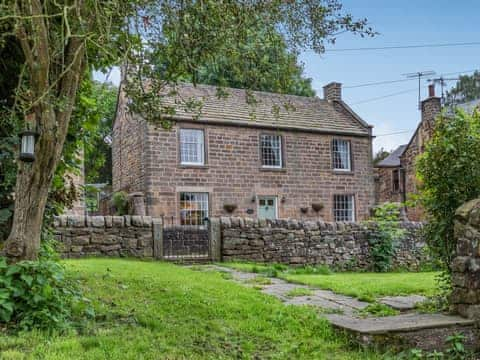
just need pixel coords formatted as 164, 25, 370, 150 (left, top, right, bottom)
451, 199, 480, 319
53, 215, 159, 258
220, 217, 425, 270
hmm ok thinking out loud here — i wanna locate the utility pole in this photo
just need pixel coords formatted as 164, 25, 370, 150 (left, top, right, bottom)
403, 70, 436, 109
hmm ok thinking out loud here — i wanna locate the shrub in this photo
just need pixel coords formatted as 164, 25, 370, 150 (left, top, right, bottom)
0, 257, 93, 331
112, 191, 129, 215
368, 202, 406, 272
417, 109, 480, 271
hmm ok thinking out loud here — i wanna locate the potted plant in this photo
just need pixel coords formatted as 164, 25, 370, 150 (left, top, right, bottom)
311, 202, 324, 213
223, 204, 237, 213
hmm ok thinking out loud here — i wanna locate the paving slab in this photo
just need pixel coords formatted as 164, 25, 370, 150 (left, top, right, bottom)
325, 313, 475, 334
379, 295, 426, 311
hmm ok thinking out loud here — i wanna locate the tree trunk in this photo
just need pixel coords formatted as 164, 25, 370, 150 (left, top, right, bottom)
4, 113, 61, 261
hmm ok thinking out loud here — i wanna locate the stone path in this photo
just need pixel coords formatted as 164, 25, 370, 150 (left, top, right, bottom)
209, 265, 410, 316
205, 265, 477, 351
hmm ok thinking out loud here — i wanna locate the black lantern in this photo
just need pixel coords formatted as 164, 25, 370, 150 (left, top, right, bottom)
19, 130, 37, 162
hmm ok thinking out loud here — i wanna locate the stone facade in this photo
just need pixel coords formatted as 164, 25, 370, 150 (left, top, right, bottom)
375, 88, 441, 221
220, 217, 425, 270
451, 199, 480, 319
374, 167, 404, 205
113, 83, 375, 224
53, 215, 158, 258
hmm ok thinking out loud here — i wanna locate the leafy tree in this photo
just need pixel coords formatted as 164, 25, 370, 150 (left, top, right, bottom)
445, 71, 480, 105
160, 18, 315, 96
79, 81, 118, 185
373, 147, 390, 166
417, 110, 480, 270
0, 0, 374, 261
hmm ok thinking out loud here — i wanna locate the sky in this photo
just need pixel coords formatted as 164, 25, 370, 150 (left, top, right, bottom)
95, 0, 480, 153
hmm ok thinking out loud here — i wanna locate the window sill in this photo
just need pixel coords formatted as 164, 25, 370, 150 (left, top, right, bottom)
178, 164, 209, 169
332, 170, 354, 175
259, 167, 287, 173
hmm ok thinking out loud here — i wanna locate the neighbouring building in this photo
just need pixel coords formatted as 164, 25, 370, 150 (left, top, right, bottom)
374, 144, 406, 205
112, 82, 376, 224
375, 84, 480, 221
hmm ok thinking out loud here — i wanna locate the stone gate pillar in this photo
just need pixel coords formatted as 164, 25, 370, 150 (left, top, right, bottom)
451, 199, 480, 319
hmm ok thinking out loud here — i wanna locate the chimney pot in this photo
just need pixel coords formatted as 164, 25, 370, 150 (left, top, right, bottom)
323, 82, 342, 102
428, 84, 435, 98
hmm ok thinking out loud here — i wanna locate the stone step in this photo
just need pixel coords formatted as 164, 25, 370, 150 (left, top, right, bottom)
378, 295, 426, 311
326, 313, 478, 351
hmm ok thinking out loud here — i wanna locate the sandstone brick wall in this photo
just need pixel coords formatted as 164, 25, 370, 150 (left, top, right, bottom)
400, 97, 441, 221
53, 215, 158, 258
451, 199, 480, 319
112, 88, 147, 194
143, 121, 375, 223
220, 217, 425, 270
374, 167, 404, 205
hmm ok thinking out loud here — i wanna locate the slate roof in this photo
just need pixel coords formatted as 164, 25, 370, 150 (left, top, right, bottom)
376, 144, 407, 168
160, 84, 371, 136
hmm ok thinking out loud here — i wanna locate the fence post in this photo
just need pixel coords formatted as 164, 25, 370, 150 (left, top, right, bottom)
209, 218, 222, 262
152, 217, 163, 259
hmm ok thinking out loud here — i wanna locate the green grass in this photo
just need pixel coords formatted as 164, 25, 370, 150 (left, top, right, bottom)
0, 259, 380, 359
280, 272, 440, 300
285, 287, 315, 298
357, 303, 400, 318
220, 262, 440, 301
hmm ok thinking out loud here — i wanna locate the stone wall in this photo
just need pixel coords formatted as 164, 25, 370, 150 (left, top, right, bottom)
53, 215, 159, 258
220, 217, 425, 270
451, 199, 480, 319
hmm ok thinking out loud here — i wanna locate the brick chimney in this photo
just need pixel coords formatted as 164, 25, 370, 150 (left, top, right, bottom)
323, 82, 342, 102
421, 85, 441, 128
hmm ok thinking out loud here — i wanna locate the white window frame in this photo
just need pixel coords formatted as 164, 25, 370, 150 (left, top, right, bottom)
333, 194, 355, 222
260, 134, 283, 168
179, 129, 205, 166
332, 139, 352, 172
179, 192, 209, 226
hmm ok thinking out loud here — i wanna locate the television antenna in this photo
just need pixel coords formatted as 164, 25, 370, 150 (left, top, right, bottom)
428, 76, 460, 104
403, 70, 436, 109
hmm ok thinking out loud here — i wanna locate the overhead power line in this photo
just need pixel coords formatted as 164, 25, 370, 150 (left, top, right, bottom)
351, 87, 420, 105
375, 130, 414, 137
325, 41, 480, 52
344, 69, 478, 89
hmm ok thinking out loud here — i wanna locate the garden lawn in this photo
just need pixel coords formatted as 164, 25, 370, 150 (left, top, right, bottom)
220, 262, 440, 301
280, 272, 440, 301
0, 259, 380, 360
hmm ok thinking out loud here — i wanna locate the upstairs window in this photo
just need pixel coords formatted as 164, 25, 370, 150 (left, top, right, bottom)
260, 134, 282, 168
333, 195, 355, 222
180, 129, 205, 165
332, 139, 351, 171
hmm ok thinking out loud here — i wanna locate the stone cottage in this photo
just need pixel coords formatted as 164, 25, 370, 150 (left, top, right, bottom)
112, 82, 375, 224
375, 85, 480, 221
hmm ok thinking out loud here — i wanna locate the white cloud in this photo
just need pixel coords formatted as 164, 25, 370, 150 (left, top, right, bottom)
93, 67, 121, 86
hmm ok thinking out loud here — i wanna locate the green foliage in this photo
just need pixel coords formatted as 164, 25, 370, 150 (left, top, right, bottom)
417, 110, 480, 269
357, 303, 399, 318
0, 256, 92, 331
373, 147, 390, 166
395, 333, 473, 360
112, 191, 129, 216
158, 16, 316, 97
446, 71, 480, 105
77, 80, 118, 185
368, 203, 406, 272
